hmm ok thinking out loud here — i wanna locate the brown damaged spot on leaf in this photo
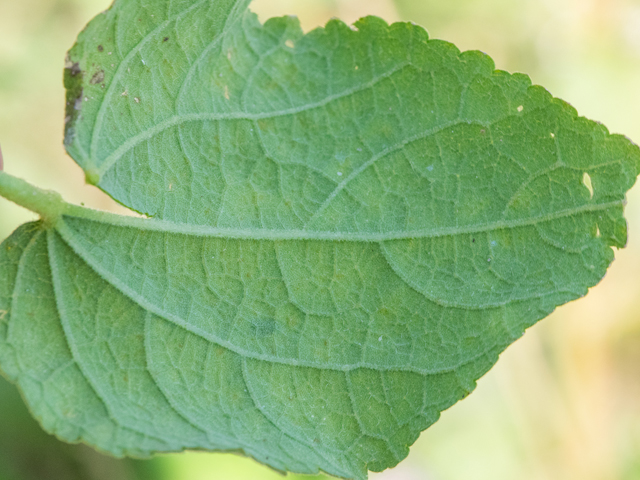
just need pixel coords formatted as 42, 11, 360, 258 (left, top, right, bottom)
90, 70, 105, 85
98, 45, 104, 52
63, 54, 84, 146
66, 58, 81, 77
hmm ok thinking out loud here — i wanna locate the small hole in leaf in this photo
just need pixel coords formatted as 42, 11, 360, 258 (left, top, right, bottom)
550, 132, 555, 138
583, 172, 594, 198
285, 39, 294, 48
517, 105, 524, 112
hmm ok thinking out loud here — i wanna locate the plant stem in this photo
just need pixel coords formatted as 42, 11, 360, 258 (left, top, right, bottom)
0, 171, 67, 223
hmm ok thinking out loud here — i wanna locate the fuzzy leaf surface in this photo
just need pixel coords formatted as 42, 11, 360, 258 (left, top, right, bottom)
1, 0, 639, 478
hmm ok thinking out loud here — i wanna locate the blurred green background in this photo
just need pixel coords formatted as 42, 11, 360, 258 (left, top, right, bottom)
1, 0, 640, 479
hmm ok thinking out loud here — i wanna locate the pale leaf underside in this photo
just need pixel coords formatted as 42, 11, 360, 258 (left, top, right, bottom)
1, 0, 639, 478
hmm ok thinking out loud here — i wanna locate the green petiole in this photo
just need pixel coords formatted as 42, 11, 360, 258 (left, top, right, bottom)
0, 170, 67, 224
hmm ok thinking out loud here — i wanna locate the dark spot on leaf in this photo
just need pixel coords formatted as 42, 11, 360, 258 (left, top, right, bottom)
67, 61, 81, 77
163, 36, 169, 42
98, 45, 104, 52
250, 318, 276, 337
90, 70, 105, 85
472, 238, 475, 243
63, 54, 84, 145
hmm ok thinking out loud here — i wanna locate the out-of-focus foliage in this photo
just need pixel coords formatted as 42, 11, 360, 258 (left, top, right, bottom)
0, 374, 168, 480
1, 1, 639, 480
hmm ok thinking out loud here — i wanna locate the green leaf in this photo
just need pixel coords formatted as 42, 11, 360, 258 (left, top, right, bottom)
1, 0, 639, 478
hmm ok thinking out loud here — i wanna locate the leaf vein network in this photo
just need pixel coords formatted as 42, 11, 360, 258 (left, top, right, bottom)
90, 0, 210, 162
95, 62, 411, 176
54, 220, 506, 376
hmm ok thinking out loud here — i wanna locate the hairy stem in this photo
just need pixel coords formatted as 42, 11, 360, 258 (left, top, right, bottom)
0, 171, 67, 223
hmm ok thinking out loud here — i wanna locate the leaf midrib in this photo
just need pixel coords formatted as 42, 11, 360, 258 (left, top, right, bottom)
61, 199, 622, 241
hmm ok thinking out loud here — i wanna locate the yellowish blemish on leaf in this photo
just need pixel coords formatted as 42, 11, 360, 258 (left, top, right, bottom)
583, 172, 594, 198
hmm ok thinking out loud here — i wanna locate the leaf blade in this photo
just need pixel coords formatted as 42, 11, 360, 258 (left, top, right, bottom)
1, 0, 639, 478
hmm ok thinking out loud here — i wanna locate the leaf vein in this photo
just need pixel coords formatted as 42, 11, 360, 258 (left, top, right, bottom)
55, 219, 498, 375
62, 199, 624, 242
90, 0, 210, 163
46, 231, 176, 448
96, 62, 412, 177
